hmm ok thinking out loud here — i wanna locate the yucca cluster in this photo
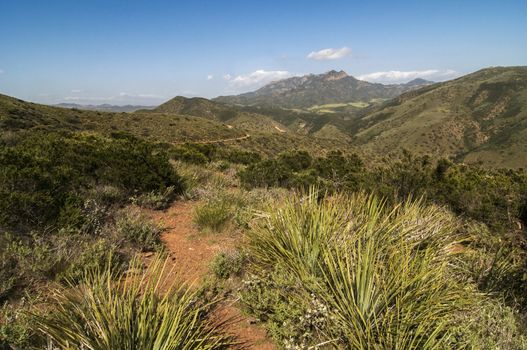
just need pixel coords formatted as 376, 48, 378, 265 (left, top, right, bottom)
242, 189, 475, 348
34, 257, 235, 350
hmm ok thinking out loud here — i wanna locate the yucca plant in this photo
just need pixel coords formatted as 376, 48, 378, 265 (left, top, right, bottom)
33, 255, 234, 349
244, 188, 473, 349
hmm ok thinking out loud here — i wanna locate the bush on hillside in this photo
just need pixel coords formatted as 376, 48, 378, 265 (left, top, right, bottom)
0, 132, 184, 230
115, 209, 163, 252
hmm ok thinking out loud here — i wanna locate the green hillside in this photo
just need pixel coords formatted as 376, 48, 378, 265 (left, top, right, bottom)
0, 93, 354, 157
0, 94, 244, 143
351, 66, 527, 168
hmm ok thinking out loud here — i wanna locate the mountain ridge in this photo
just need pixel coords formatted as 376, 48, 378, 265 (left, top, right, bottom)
214, 70, 434, 109
56, 103, 156, 113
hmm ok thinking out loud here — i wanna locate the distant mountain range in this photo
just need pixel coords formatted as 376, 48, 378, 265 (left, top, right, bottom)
214, 70, 433, 109
56, 103, 156, 113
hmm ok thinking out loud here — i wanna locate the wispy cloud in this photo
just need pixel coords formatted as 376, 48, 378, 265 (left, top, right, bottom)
206, 74, 214, 81
228, 69, 295, 89
222, 74, 232, 81
307, 47, 351, 61
358, 69, 458, 83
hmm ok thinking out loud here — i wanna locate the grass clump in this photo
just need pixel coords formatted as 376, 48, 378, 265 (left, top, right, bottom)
193, 197, 233, 232
241, 189, 475, 348
34, 255, 235, 349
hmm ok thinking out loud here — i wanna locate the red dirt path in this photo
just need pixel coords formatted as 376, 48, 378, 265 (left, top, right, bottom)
148, 200, 276, 349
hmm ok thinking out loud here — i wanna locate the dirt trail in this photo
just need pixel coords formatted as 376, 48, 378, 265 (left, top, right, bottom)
173, 134, 251, 145
148, 201, 276, 349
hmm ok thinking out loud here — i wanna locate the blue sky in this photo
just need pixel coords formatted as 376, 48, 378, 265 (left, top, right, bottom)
1, 0, 526, 105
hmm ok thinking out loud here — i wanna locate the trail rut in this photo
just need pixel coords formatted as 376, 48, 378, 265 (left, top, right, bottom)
148, 200, 276, 349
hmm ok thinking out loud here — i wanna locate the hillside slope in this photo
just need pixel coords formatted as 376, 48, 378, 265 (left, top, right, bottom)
0, 93, 354, 157
0, 94, 243, 143
352, 66, 527, 168
214, 70, 432, 109
152, 95, 357, 140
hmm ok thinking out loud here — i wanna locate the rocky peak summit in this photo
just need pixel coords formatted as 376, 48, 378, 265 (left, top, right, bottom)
323, 70, 349, 81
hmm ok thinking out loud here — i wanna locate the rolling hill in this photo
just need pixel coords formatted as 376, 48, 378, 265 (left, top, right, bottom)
0, 93, 353, 157
351, 66, 527, 168
0, 94, 243, 143
150, 95, 357, 141
214, 70, 432, 109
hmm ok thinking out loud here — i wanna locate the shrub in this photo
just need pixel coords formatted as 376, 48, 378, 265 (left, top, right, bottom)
0, 132, 184, 230
172, 143, 217, 164
211, 250, 245, 279
131, 186, 177, 210
115, 210, 163, 251
278, 150, 312, 172
238, 159, 292, 188
0, 302, 36, 349
221, 149, 261, 165
61, 238, 122, 283
33, 255, 235, 349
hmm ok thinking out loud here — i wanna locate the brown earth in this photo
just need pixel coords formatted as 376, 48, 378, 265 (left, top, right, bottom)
148, 200, 276, 349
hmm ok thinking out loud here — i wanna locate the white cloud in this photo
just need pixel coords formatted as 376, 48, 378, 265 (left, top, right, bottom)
357, 69, 458, 83
229, 69, 295, 89
207, 74, 214, 81
307, 47, 351, 61
222, 74, 232, 81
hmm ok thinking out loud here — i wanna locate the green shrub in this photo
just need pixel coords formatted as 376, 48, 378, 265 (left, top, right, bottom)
238, 159, 292, 188
221, 149, 261, 165
131, 186, 177, 210
33, 256, 235, 349
450, 298, 527, 349
211, 250, 245, 279
61, 238, 122, 284
115, 210, 163, 251
172, 143, 218, 164
278, 150, 312, 171
0, 302, 37, 349
0, 230, 123, 301
0, 132, 184, 230
0, 232, 70, 299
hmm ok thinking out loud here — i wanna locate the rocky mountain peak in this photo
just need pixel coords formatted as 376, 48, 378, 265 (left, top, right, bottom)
323, 70, 349, 81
